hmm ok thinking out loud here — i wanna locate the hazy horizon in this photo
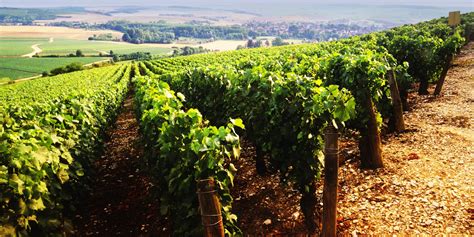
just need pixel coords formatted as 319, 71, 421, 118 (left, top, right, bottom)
1, 1, 472, 24
1, 0, 473, 8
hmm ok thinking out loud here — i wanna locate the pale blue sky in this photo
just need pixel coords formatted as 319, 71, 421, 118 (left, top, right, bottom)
1, 0, 473, 8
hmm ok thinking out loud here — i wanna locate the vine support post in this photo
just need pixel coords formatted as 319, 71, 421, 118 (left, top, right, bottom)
434, 54, 454, 96
197, 178, 225, 237
387, 70, 405, 132
322, 124, 339, 237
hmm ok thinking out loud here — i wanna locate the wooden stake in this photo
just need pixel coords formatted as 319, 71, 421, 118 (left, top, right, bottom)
387, 70, 405, 132
322, 125, 339, 237
197, 178, 225, 237
434, 54, 453, 96
448, 11, 461, 27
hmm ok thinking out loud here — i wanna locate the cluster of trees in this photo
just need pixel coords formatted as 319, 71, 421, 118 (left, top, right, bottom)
244, 21, 389, 41
34, 49, 85, 58
103, 21, 249, 44
172, 46, 210, 56
88, 33, 120, 41
245, 39, 270, 48
49, 21, 90, 28
121, 28, 175, 44
272, 37, 290, 46
52, 21, 249, 44
0, 15, 40, 25
47, 19, 389, 44
237, 37, 289, 49
0, 7, 83, 25
110, 51, 152, 61
44, 62, 84, 76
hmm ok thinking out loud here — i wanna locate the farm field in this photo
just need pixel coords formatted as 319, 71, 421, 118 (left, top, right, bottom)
38, 39, 173, 56
0, 37, 49, 56
0, 26, 249, 58
0, 25, 122, 40
0, 36, 247, 58
0, 38, 173, 57
0, 57, 108, 80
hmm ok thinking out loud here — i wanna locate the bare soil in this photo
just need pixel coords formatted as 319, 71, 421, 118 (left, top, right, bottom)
232, 42, 474, 235
232, 139, 311, 235
73, 93, 169, 236
336, 41, 474, 235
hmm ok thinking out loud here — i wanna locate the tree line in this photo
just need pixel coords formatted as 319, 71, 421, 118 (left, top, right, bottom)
100, 21, 248, 44
49, 20, 385, 44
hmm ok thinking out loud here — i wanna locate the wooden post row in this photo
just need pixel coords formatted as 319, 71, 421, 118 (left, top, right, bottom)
322, 125, 339, 237
197, 178, 225, 237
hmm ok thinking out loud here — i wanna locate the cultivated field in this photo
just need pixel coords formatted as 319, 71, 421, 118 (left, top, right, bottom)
0, 26, 250, 57
0, 57, 108, 80
0, 37, 173, 57
143, 40, 247, 51
0, 25, 122, 40
0, 37, 49, 56
39, 39, 173, 56
0, 25, 248, 80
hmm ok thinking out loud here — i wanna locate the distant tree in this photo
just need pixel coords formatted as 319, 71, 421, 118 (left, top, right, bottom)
246, 39, 266, 48
288, 25, 299, 36
182, 46, 194, 55
50, 62, 84, 76
122, 33, 131, 42
42, 71, 49, 77
172, 46, 210, 56
109, 50, 114, 56
65, 62, 83, 72
75, 49, 84, 57
172, 49, 180, 56
50, 66, 66, 76
246, 39, 255, 48
272, 37, 289, 46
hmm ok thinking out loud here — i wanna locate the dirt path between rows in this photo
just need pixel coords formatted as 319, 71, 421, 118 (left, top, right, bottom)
73, 92, 168, 236
337, 42, 474, 235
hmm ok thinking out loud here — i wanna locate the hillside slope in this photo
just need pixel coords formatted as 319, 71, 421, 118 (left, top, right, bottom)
338, 42, 474, 235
